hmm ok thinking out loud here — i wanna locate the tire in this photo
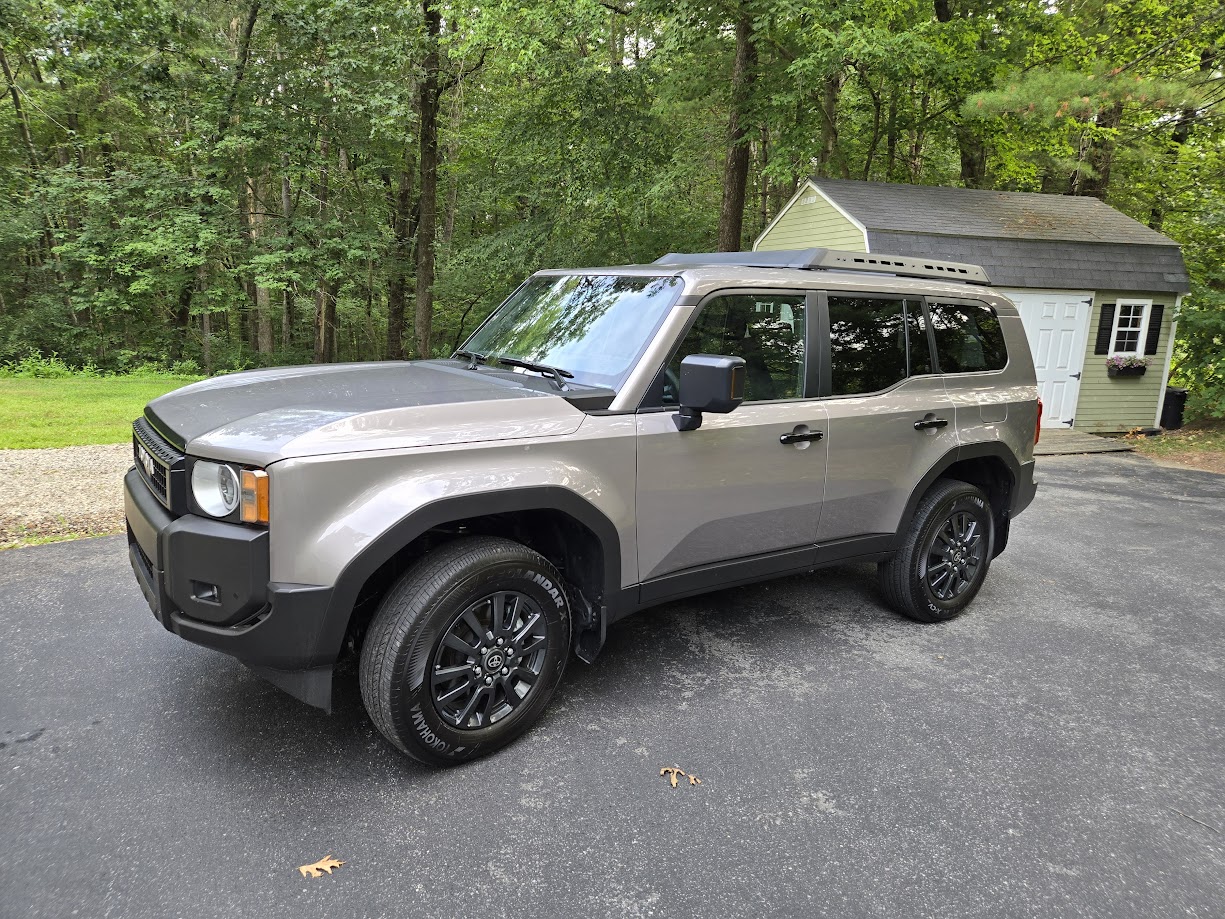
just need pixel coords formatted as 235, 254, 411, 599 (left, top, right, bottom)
359, 536, 571, 766
878, 479, 995, 623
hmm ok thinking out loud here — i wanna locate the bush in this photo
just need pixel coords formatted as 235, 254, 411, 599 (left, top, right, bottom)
1171, 295, 1225, 421
0, 350, 101, 379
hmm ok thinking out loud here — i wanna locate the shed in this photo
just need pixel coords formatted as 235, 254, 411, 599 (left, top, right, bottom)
754, 178, 1191, 432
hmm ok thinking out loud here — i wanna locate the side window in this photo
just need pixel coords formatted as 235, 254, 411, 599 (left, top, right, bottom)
828, 296, 928, 395
663, 294, 806, 404
1110, 300, 1150, 355
929, 301, 1008, 373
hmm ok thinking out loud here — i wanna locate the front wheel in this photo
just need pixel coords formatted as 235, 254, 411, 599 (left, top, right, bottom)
878, 479, 994, 623
359, 536, 571, 766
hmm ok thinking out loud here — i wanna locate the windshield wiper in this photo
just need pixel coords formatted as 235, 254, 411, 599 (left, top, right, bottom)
452, 349, 487, 370
496, 357, 574, 391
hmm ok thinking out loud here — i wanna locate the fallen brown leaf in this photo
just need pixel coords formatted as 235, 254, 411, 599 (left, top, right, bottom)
298, 855, 345, 878
660, 767, 701, 788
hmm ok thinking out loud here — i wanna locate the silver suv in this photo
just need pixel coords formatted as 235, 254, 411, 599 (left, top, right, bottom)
124, 248, 1038, 765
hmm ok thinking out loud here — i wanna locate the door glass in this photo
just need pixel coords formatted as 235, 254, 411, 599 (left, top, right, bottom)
929, 301, 1008, 372
663, 294, 807, 403
828, 296, 924, 395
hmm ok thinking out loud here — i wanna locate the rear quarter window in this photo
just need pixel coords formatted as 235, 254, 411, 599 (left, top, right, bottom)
929, 301, 1008, 373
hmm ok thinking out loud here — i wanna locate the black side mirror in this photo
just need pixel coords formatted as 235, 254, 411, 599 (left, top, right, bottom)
674, 354, 746, 431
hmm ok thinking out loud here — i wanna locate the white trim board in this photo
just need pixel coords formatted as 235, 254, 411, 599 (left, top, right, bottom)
1154, 294, 1182, 428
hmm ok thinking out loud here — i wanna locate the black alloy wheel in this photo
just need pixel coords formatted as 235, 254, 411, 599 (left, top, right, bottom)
360, 536, 571, 766
922, 510, 986, 602
430, 590, 550, 729
878, 478, 994, 623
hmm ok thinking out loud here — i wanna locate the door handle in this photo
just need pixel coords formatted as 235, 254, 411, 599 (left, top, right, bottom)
1069, 372, 1081, 380
779, 430, 824, 445
914, 418, 949, 431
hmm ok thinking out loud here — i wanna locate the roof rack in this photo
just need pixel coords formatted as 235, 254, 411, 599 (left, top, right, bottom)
652, 247, 991, 285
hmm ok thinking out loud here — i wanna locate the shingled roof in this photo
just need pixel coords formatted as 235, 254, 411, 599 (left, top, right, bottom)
811, 179, 1190, 293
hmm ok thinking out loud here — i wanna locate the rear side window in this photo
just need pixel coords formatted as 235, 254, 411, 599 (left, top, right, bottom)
827, 296, 929, 395
929, 301, 1008, 373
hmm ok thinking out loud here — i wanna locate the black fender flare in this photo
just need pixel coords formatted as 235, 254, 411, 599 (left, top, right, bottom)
897, 442, 1030, 544
308, 486, 623, 667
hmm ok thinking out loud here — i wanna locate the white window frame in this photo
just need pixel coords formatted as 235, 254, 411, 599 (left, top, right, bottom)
1109, 298, 1152, 356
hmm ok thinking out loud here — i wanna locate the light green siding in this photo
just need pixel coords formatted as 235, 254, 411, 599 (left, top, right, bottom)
1074, 290, 1176, 433
755, 185, 867, 252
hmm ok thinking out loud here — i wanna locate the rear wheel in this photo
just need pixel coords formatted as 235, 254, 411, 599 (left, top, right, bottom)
878, 479, 994, 623
359, 536, 570, 766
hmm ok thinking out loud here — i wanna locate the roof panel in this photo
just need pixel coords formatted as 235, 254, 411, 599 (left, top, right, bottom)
866, 231, 1190, 293
814, 178, 1180, 247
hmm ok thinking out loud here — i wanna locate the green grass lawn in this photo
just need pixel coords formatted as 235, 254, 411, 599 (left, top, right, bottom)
0, 376, 202, 449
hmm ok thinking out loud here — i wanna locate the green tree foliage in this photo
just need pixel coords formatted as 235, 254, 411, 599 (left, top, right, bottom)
1, 0, 1222, 413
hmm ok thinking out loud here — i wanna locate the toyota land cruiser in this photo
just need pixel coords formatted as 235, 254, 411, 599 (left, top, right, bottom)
124, 248, 1039, 765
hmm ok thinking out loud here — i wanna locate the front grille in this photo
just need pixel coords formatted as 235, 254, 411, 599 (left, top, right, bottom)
133, 417, 183, 510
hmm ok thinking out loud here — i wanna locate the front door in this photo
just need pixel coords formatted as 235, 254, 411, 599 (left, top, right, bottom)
634, 292, 828, 594
1003, 289, 1091, 429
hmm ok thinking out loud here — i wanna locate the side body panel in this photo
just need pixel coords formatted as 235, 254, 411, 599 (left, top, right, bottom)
266, 413, 638, 590
943, 313, 1039, 466
817, 376, 958, 543
634, 402, 829, 581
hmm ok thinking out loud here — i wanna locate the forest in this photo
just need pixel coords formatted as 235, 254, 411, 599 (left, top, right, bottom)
1, 0, 1222, 410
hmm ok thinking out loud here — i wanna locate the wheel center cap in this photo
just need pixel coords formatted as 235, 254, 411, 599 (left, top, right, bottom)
485, 650, 505, 672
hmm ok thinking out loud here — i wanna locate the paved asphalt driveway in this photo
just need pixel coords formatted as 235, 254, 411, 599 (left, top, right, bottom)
2, 454, 1223, 919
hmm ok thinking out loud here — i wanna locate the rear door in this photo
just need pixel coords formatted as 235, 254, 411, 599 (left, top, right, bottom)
634, 291, 828, 590
816, 292, 959, 551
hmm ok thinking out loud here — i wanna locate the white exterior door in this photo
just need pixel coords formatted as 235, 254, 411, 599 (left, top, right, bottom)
1000, 289, 1092, 429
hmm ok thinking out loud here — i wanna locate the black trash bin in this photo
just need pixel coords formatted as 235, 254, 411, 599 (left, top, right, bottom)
1161, 387, 1189, 431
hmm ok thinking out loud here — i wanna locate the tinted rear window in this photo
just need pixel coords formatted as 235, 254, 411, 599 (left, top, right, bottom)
929, 302, 1008, 373
828, 296, 929, 395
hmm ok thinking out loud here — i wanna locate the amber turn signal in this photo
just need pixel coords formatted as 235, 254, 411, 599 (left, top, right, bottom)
240, 469, 269, 524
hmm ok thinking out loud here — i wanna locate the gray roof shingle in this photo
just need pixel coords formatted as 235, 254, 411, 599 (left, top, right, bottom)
809, 179, 1190, 293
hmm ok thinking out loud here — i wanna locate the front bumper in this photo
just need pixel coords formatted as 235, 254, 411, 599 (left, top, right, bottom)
124, 468, 336, 710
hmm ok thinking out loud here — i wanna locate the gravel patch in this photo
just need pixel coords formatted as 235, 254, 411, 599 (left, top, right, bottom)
0, 443, 131, 548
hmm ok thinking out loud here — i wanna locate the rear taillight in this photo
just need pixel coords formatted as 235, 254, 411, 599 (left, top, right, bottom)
1035, 397, 1043, 444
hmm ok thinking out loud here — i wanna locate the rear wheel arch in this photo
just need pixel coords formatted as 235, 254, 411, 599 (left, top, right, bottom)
313, 487, 621, 666
899, 444, 1019, 556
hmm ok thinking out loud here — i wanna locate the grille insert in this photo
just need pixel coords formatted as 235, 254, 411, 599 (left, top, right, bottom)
133, 417, 182, 510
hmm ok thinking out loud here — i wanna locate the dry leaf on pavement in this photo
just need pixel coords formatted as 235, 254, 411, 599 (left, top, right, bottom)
298, 856, 345, 878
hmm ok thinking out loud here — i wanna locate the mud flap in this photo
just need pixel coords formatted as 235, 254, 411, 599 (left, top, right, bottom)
571, 592, 607, 664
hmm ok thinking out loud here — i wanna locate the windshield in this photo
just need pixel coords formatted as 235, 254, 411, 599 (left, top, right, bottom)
461, 274, 682, 390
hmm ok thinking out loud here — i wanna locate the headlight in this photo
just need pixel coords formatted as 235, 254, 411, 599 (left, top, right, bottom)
192, 461, 241, 517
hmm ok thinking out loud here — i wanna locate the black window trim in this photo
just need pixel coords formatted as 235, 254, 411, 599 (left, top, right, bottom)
923, 295, 1011, 376
636, 286, 819, 410
817, 289, 937, 400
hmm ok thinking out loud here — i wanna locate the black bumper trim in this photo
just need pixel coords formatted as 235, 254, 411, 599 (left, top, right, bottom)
1013, 460, 1038, 516
125, 467, 339, 710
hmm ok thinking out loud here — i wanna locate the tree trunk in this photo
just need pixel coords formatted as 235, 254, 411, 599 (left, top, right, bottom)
281, 160, 295, 349
817, 73, 846, 178
386, 168, 413, 360
1072, 101, 1124, 199
217, 1, 262, 140
956, 124, 987, 188
314, 132, 332, 363
0, 46, 39, 169
717, 9, 756, 252
415, 0, 442, 358
247, 174, 274, 355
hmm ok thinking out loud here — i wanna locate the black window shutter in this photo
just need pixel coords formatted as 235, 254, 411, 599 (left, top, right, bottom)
1145, 304, 1165, 355
1094, 303, 1116, 355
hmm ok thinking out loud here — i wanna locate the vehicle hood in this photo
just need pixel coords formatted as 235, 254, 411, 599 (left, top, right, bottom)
145, 361, 586, 466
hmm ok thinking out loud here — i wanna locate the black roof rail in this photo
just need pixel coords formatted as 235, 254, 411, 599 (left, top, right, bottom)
653, 247, 992, 285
